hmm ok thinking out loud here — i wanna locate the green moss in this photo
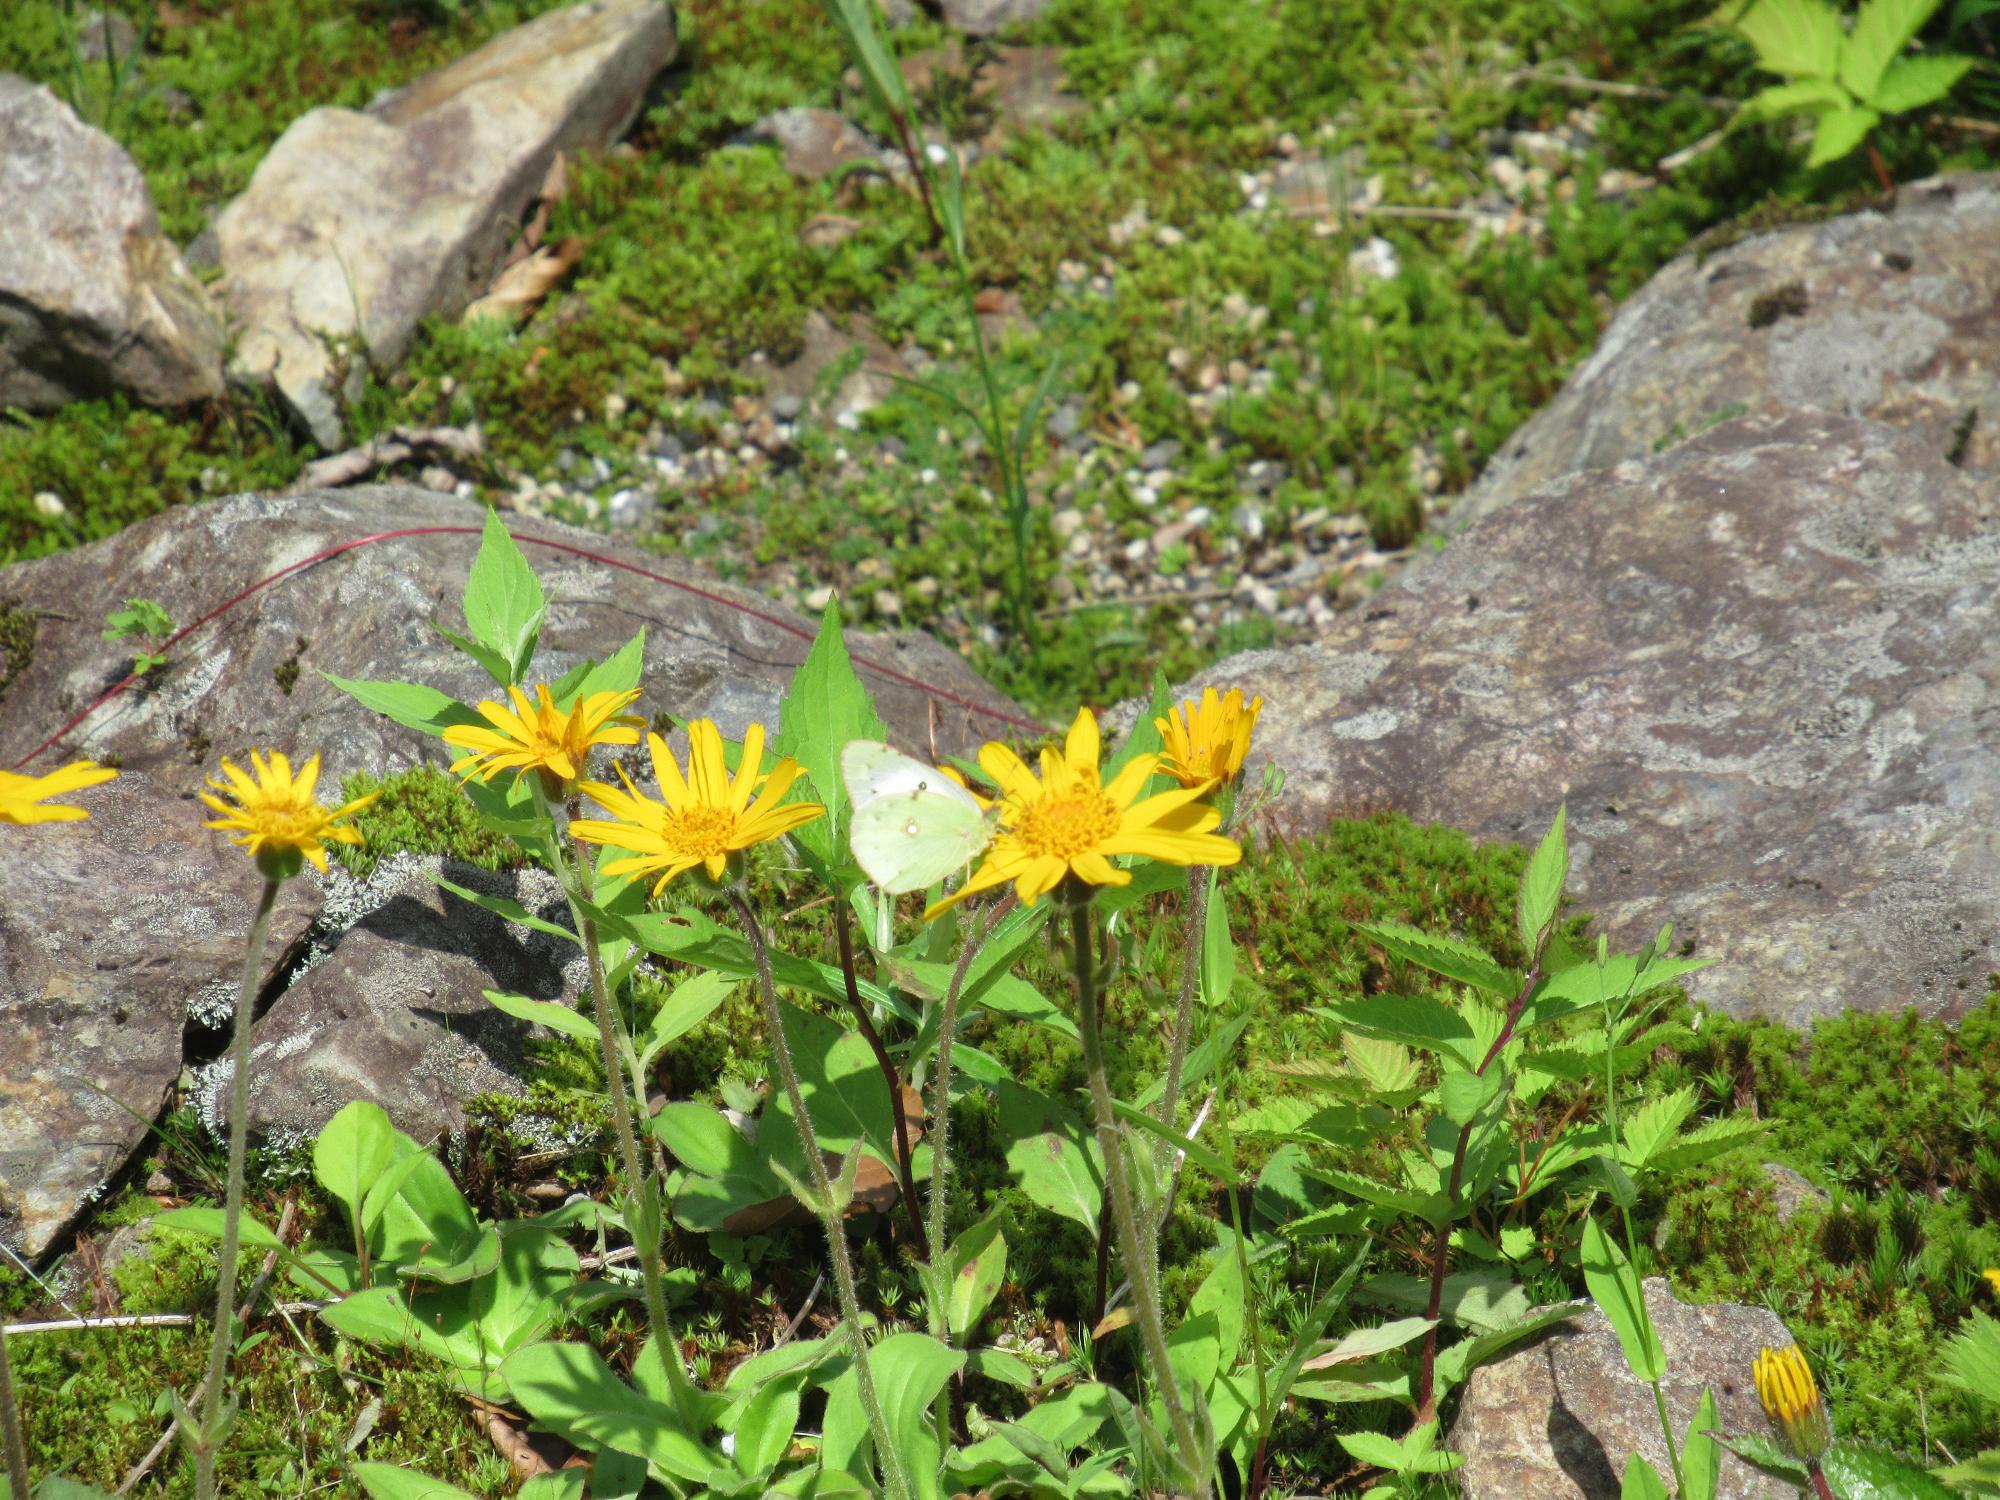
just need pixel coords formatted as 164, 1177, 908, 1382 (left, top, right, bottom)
271, 635, 308, 695
332, 764, 528, 880
0, 598, 34, 703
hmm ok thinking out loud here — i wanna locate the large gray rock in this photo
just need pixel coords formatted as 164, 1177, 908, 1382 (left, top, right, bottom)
214, 0, 676, 447
0, 486, 1029, 1260
0, 77, 224, 410
1189, 411, 2000, 1028
1450, 1279, 1789, 1499
1452, 173, 2000, 533
939, 0, 1055, 35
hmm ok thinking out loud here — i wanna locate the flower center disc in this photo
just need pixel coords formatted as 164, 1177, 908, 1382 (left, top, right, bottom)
665, 804, 737, 859
1019, 788, 1120, 860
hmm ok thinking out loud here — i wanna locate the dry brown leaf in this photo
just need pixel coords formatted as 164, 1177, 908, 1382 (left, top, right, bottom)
464, 237, 584, 327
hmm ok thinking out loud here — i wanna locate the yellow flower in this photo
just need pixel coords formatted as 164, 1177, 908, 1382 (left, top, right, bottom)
572, 719, 823, 894
1983, 1267, 2000, 1299
200, 751, 380, 877
0, 759, 118, 824
1155, 687, 1263, 789
1754, 1344, 1832, 1461
442, 683, 642, 792
927, 708, 1241, 918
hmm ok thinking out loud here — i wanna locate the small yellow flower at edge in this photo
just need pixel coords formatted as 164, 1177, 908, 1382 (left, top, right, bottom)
442, 683, 642, 793
201, 751, 380, 879
927, 707, 1241, 919
1983, 1267, 2000, 1299
1754, 1344, 1832, 1462
0, 759, 118, 824
572, 718, 823, 895
1155, 686, 1263, 789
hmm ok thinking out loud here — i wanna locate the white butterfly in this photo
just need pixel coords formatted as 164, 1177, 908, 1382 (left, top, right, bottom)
840, 741, 996, 895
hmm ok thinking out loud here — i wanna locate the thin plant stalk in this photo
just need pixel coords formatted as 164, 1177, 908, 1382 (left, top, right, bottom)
1601, 1001, 1687, 1497
191, 874, 279, 1500
0, 1315, 30, 1500
1808, 1461, 1837, 1500
731, 892, 914, 1500
535, 788, 696, 1425
835, 902, 924, 1246
1148, 861, 1215, 1291
1069, 898, 1211, 1499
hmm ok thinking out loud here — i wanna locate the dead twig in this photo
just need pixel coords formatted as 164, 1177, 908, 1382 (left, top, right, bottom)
287, 424, 485, 493
775, 1273, 826, 1348
4, 1312, 195, 1336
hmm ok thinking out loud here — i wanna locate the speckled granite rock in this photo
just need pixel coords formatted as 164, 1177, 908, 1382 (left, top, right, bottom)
1449, 1279, 1787, 1500
0, 485, 1028, 1261
1187, 411, 2000, 1028
1451, 173, 2000, 532
214, 0, 676, 445
0, 76, 224, 410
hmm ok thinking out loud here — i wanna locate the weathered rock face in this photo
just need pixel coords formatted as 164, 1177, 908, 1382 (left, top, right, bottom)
0, 77, 225, 410
1449, 1279, 1788, 1499
1188, 412, 2000, 1028
213, 0, 677, 446
746, 107, 885, 181
1452, 173, 2000, 533
0, 486, 1028, 1260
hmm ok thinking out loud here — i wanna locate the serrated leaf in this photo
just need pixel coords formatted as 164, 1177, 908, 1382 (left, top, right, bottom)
1355, 920, 1518, 996
1620, 1086, 1698, 1170
1841, 0, 1946, 101
1735, 0, 1844, 77
774, 599, 886, 875
461, 509, 546, 684
1808, 104, 1881, 164
1518, 804, 1568, 953
1315, 1168, 1453, 1226
321, 673, 482, 738
1316, 993, 1480, 1067
1867, 51, 1976, 111
1344, 1034, 1421, 1094
1440, 1066, 1505, 1127
1939, 1308, 2000, 1397
1360, 1270, 1531, 1334
1300, 1316, 1434, 1370
1646, 1114, 1766, 1174
1739, 76, 1854, 120
1821, 1441, 1959, 1498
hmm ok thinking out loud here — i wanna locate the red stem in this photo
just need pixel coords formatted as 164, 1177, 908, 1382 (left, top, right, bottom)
835, 901, 924, 1247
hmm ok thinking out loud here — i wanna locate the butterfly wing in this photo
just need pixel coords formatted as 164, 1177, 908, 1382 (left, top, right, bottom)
842, 741, 992, 894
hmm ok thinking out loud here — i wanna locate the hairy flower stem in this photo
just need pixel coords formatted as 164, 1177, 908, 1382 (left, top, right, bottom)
543, 810, 697, 1426
1148, 863, 1214, 1277
926, 892, 1015, 1285
732, 892, 914, 1500
1, 1316, 31, 1500
834, 902, 924, 1247
1808, 1460, 1837, 1500
192, 874, 279, 1500
1070, 900, 1211, 1500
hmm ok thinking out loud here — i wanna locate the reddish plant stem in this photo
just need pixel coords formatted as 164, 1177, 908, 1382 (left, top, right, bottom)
834, 901, 924, 1247
1412, 957, 1545, 1424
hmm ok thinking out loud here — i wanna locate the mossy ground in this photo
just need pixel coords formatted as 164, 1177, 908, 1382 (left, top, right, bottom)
7, 0, 2000, 1491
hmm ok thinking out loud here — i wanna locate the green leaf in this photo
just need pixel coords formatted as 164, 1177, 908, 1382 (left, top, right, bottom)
1620, 1454, 1671, 1500
774, 598, 887, 874
1808, 104, 1882, 164
1712, 1431, 1809, 1488
1430, 1304, 1580, 1397
1867, 51, 1975, 111
1939, 1308, 2000, 1398
994, 1079, 1102, 1232
1355, 921, 1518, 997
482, 989, 599, 1047
1199, 869, 1234, 1006
321, 674, 482, 738
1314, 1167, 1453, 1226
1440, 1066, 1504, 1127
1315, 993, 1480, 1067
431, 877, 576, 945
1105, 668, 1174, 784
435, 625, 514, 689
730, 1376, 801, 1477
1646, 1114, 1765, 1174
1619, 1086, 1697, 1170
1299, 1316, 1434, 1371
821, 1332, 964, 1500
1682, 1388, 1721, 1500
1361, 1269, 1531, 1334
350, 1465, 483, 1500
636, 971, 736, 1073
517, 1475, 585, 1500
1822, 1442, 1959, 1498
561, 628, 647, 707
461, 509, 547, 684
1738, 76, 1854, 120
1580, 1216, 1664, 1383
501, 1341, 718, 1483
1931, 1447, 2000, 1494
153, 1206, 284, 1250
1111, 1097, 1235, 1185
1841, 0, 1946, 100
1735, 0, 1844, 77
944, 1215, 1008, 1343
313, 1101, 395, 1237
1517, 804, 1568, 954
1344, 1034, 1422, 1095
368, 1151, 481, 1272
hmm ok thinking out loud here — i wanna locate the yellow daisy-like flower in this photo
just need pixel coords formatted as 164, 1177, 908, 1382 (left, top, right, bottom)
1155, 686, 1263, 790
572, 719, 823, 894
441, 684, 642, 792
1983, 1267, 2000, 1299
927, 708, 1241, 919
200, 751, 381, 877
0, 759, 118, 824
1754, 1344, 1832, 1461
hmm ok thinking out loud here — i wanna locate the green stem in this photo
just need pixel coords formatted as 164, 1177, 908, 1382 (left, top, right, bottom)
731, 892, 914, 1500
926, 893, 1015, 1287
1070, 899, 1210, 1499
1150, 863, 1214, 1282
0, 1313, 30, 1500
193, 873, 279, 1500
538, 791, 696, 1425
